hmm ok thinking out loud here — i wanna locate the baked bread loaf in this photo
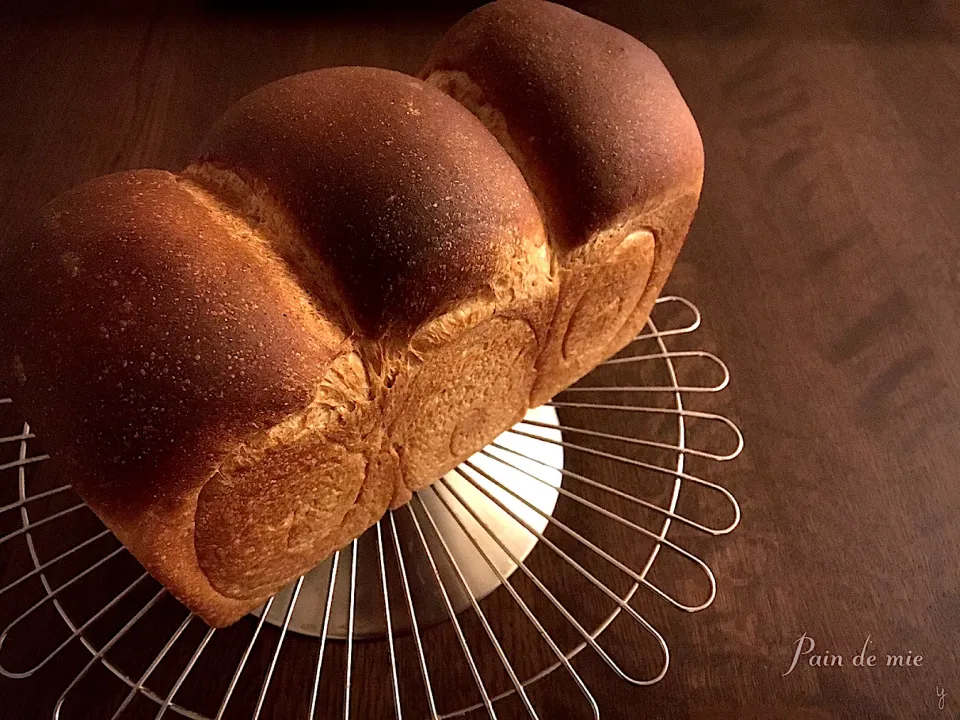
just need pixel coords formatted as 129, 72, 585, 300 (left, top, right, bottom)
0, 0, 702, 626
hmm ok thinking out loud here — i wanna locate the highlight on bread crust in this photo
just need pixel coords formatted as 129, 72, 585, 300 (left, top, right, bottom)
0, 1, 703, 626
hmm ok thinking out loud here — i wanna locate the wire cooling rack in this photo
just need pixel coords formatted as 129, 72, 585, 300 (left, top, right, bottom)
0, 295, 742, 719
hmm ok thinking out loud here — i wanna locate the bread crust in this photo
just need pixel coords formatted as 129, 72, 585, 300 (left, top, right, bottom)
422, 0, 703, 248
422, 0, 704, 403
196, 66, 547, 340
0, 170, 348, 623
0, 2, 702, 626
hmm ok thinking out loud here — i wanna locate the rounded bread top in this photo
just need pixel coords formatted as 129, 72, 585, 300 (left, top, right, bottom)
196, 66, 544, 339
0, 170, 341, 510
423, 0, 704, 249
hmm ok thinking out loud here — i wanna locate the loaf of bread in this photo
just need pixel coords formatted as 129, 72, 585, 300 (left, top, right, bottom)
0, 0, 702, 626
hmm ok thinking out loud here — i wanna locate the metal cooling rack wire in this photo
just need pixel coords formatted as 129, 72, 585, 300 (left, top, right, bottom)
0, 294, 742, 719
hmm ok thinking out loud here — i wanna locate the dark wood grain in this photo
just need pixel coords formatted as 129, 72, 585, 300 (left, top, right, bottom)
1, 1, 959, 718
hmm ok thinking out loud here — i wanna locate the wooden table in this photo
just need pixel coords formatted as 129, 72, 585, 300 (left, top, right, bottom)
1, 2, 958, 718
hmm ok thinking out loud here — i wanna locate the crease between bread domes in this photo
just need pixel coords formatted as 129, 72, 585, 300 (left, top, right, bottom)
157, 52, 684, 605
174, 155, 555, 597
177, 63, 667, 569
175, 167, 382, 593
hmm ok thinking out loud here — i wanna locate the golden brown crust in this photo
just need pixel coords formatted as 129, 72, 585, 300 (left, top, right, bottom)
423, 0, 704, 404
0, 2, 703, 627
184, 67, 553, 609
0, 170, 344, 504
0, 170, 347, 624
422, 0, 704, 249
196, 66, 544, 340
